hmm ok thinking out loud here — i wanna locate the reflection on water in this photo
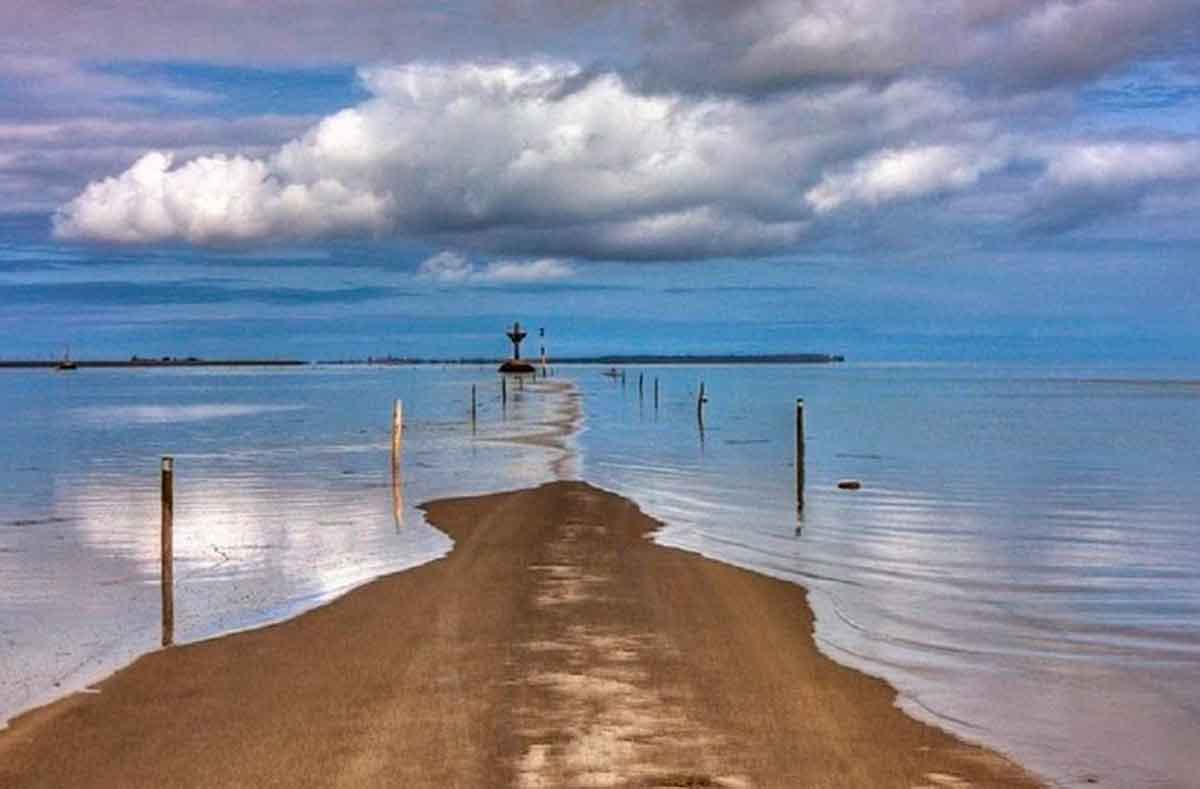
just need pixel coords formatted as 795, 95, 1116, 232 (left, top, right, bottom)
75, 403, 305, 425
575, 362, 1200, 788
0, 367, 577, 726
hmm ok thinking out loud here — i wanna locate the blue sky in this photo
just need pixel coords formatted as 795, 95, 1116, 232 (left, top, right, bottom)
1, 2, 1198, 361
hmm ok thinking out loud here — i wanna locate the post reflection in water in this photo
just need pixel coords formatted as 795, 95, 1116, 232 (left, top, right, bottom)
392, 454, 404, 532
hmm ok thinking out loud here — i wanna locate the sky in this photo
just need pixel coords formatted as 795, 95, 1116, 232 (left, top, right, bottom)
1, 1, 1198, 362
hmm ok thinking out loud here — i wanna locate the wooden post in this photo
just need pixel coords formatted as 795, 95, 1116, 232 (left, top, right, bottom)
796, 398, 806, 512
639, 373, 644, 400
654, 377, 659, 409
471, 385, 477, 426
697, 381, 706, 426
392, 400, 404, 465
501, 376, 508, 407
160, 456, 174, 648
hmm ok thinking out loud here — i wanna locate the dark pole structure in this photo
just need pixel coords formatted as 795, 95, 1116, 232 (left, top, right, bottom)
500, 321, 536, 374
507, 322, 528, 360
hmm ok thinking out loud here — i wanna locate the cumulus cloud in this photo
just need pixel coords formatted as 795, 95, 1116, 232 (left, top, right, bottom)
807, 144, 1008, 213
1023, 139, 1200, 232
55, 61, 861, 256
55, 150, 392, 244
417, 251, 574, 284
48, 52, 1200, 257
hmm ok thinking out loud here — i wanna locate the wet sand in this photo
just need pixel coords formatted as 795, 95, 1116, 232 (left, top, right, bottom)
0, 481, 1040, 788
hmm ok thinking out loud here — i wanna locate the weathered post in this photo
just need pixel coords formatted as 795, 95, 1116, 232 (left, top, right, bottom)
697, 381, 706, 427
796, 398, 806, 512
654, 377, 659, 410
639, 373, 644, 400
471, 384, 477, 426
502, 376, 508, 407
160, 456, 174, 648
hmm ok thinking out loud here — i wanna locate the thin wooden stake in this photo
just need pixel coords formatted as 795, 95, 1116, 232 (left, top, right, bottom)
639, 373, 644, 400
796, 398, 806, 512
160, 456, 174, 648
471, 384, 477, 426
697, 381, 706, 427
654, 377, 659, 409
501, 376, 508, 407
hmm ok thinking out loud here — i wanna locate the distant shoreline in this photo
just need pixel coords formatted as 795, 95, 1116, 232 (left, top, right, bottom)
333, 353, 847, 365
1, 353, 845, 369
0, 359, 306, 369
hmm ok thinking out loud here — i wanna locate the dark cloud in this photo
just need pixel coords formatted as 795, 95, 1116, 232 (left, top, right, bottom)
632, 0, 1200, 96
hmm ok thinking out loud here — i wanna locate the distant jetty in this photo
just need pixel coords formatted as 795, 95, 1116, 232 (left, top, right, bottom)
0, 357, 306, 369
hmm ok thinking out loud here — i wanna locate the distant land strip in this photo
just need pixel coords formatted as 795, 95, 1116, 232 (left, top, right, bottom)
0, 358, 306, 369
337, 353, 846, 365
2, 353, 845, 369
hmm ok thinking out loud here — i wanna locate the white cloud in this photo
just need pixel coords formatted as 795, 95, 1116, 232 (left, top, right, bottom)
55, 150, 393, 244
1040, 141, 1200, 188
417, 251, 573, 284
807, 144, 1007, 213
52, 61, 972, 258
48, 55, 1200, 257
1022, 139, 1200, 232
475, 258, 574, 282
416, 251, 474, 282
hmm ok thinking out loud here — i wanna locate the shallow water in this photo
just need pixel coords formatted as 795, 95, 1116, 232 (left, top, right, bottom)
2, 362, 1198, 787
573, 362, 1200, 788
0, 366, 574, 725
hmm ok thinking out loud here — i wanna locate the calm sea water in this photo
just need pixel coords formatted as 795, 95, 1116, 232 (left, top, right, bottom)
0, 366, 574, 725
573, 362, 1200, 788
2, 362, 1198, 787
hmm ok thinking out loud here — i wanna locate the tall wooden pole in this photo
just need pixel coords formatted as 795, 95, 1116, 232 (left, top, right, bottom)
501, 376, 508, 408
638, 373, 644, 400
160, 456, 174, 648
654, 377, 659, 410
471, 385, 477, 427
697, 381, 706, 427
796, 398, 806, 512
